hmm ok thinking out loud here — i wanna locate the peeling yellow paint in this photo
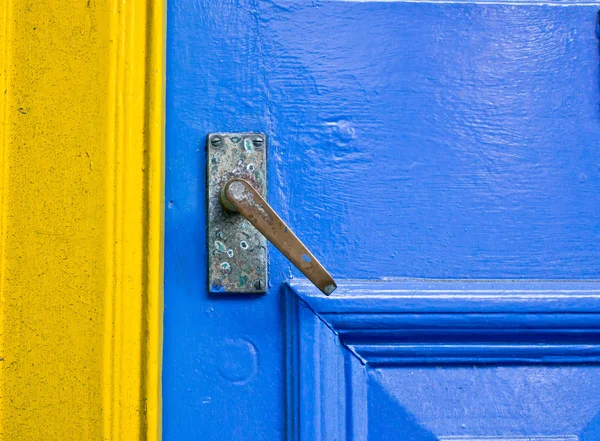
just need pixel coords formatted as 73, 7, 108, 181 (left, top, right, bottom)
0, 0, 164, 439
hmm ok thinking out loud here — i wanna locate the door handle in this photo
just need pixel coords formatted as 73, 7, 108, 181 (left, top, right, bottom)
220, 178, 337, 295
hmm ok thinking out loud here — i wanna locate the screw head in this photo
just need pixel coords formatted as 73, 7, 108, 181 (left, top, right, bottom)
253, 279, 265, 291
210, 136, 222, 148
252, 136, 264, 148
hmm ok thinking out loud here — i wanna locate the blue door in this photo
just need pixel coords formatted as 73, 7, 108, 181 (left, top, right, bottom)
165, 1, 600, 440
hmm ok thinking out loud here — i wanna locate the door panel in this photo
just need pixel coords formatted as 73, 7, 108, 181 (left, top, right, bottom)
165, 1, 600, 440
286, 281, 600, 441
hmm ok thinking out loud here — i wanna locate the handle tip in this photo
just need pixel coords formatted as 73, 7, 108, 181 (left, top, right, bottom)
323, 283, 337, 296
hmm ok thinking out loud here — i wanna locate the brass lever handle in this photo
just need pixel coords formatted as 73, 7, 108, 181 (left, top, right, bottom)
219, 178, 337, 295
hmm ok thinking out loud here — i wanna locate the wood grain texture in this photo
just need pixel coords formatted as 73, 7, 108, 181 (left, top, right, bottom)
165, 1, 600, 439
0, 0, 164, 439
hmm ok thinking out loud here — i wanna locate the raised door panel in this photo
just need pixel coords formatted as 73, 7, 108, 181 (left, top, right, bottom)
286, 281, 600, 441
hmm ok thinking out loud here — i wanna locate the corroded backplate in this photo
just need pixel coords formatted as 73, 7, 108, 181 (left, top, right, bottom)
207, 133, 268, 293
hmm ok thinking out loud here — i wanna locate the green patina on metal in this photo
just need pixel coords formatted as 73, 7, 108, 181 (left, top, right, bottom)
207, 133, 268, 293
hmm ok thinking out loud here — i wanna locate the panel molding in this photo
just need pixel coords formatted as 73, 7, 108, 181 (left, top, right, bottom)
103, 0, 165, 439
285, 280, 600, 441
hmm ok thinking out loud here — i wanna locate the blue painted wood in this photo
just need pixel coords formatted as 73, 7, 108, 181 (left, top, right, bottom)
286, 281, 600, 440
292, 281, 600, 364
164, 1, 600, 439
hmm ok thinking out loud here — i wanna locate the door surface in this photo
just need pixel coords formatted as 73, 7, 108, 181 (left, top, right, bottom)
164, 1, 600, 440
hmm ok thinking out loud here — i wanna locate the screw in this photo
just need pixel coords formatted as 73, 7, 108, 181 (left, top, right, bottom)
252, 136, 264, 148
210, 136, 222, 148
253, 279, 265, 291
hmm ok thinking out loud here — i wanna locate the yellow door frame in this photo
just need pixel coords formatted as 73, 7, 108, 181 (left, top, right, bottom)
1, 0, 164, 439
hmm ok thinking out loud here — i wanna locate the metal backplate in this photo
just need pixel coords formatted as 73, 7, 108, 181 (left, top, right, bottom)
207, 133, 268, 293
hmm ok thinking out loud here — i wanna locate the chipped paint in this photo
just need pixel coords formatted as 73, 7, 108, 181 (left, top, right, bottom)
207, 133, 267, 293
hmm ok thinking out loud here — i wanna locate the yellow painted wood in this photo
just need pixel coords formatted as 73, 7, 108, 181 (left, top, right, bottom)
0, 0, 164, 439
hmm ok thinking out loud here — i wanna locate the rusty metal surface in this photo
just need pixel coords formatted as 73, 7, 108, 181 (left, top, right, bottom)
207, 133, 268, 293
222, 179, 337, 296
